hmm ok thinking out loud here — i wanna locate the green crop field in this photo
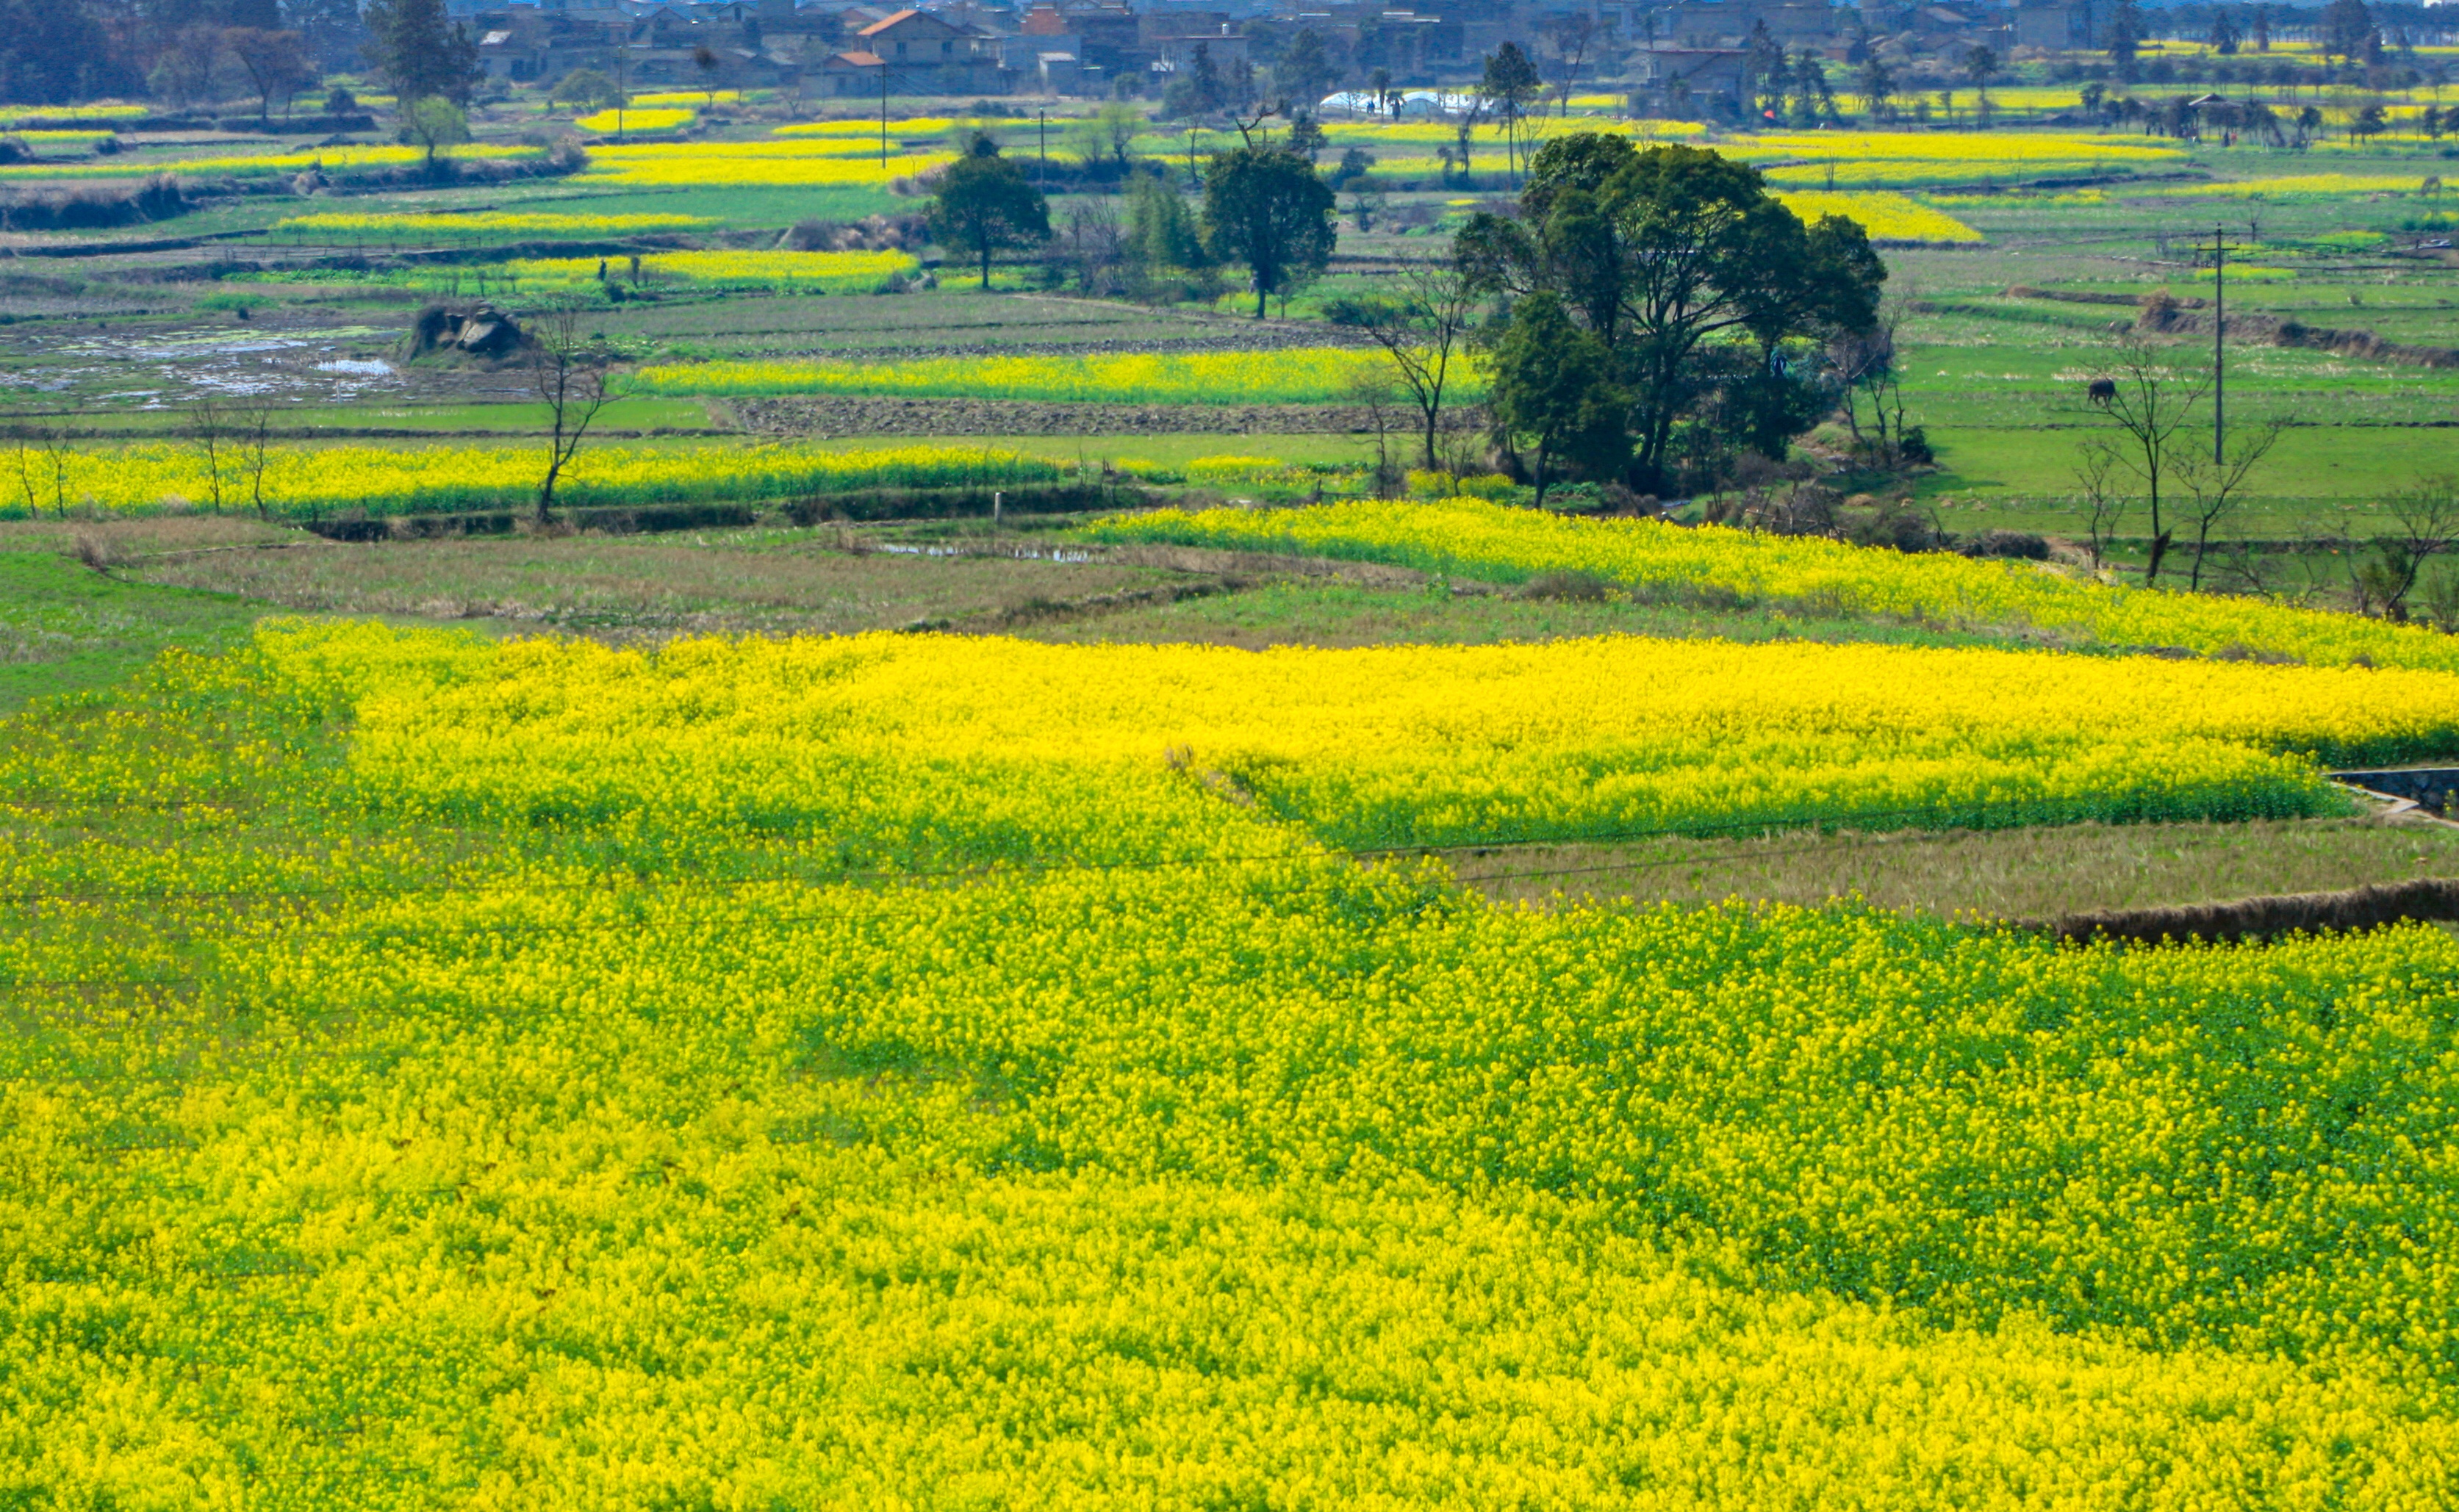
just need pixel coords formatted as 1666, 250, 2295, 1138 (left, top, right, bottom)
12, 33, 2459, 1508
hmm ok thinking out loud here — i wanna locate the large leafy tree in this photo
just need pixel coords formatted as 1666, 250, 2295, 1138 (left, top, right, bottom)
362, 0, 478, 107
285, 0, 368, 71
1457, 134, 1884, 492
401, 95, 467, 173
1273, 26, 1334, 111
1744, 21, 1785, 121
0, 0, 136, 104
226, 27, 314, 123
1478, 42, 1542, 176
928, 134, 1050, 289
1202, 143, 1335, 320
2322, 0, 2373, 62
1489, 290, 1626, 506
2104, 0, 2144, 66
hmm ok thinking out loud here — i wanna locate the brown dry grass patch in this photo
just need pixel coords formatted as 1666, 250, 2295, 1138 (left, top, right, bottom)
116, 530, 1202, 640
1448, 818, 2459, 922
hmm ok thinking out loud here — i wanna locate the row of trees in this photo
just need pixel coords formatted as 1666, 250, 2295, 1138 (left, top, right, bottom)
1338, 137, 1887, 503
0, 0, 360, 107
0, 0, 475, 112
1157, 21, 1598, 122
932, 129, 1895, 505
930, 120, 1336, 322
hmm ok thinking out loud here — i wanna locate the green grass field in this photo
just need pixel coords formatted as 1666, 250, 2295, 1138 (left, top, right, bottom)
0, 548, 258, 712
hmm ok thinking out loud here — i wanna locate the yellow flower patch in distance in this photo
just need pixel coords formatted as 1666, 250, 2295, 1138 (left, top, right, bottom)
2174, 173, 2447, 198
0, 101, 146, 123
0, 441, 1071, 520
572, 106, 694, 133
1313, 117, 1704, 146
1775, 190, 1983, 242
270, 209, 717, 237
1084, 495, 2459, 676
1728, 129, 2185, 187
777, 115, 958, 136
585, 139, 955, 185
0, 143, 540, 179
629, 347, 1421, 404
496, 248, 917, 290
1184, 455, 1321, 486
1928, 187, 2108, 208
1740, 130, 2180, 164
598, 137, 893, 160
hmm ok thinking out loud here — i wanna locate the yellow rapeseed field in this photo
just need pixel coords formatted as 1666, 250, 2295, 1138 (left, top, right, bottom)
0, 101, 146, 123
1774, 189, 1984, 242
0, 142, 539, 179
630, 89, 747, 106
1183, 454, 1327, 487
777, 115, 958, 136
629, 347, 1424, 403
323, 623, 2459, 846
0, 441, 1077, 519
12, 620, 2459, 1502
1735, 129, 2186, 186
1085, 496, 2459, 675
482, 248, 918, 292
571, 105, 694, 134
584, 138, 954, 185
268, 209, 717, 238
2177, 173, 2449, 198
0, 143, 538, 180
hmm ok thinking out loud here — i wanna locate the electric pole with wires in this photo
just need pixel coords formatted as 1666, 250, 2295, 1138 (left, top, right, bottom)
2200, 223, 2229, 463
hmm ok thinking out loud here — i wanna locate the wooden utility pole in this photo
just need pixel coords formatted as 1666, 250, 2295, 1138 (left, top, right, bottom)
611, 37, 631, 143
2213, 224, 2225, 464
880, 62, 890, 170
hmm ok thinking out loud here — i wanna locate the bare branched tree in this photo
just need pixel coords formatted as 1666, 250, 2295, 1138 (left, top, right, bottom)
1356, 260, 1478, 471
37, 427, 70, 519
236, 403, 277, 519
2173, 414, 2289, 591
2355, 473, 2459, 621
12, 430, 39, 519
528, 305, 616, 524
225, 28, 315, 125
2205, 538, 2283, 601
1341, 365, 1403, 497
2082, 334, 2212, 586
187, 394, 229, 515
2421, 568, 2459, 633
1537, 12, 1598, 115
2073, 438, 2126, 574
1829, 286, 1912, 464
